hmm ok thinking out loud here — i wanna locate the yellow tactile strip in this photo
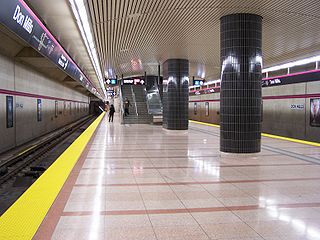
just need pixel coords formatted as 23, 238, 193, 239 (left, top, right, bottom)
0, 113, 105, 240
189, 120, 320, 147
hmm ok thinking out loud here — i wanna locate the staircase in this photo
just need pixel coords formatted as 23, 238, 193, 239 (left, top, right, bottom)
121, 85, 152, 124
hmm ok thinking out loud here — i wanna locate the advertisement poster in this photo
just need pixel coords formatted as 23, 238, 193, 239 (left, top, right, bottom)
37, 99, 42, 122
55, 101, 58, 118
6, 96, 14, 128
310, 98, 320, 127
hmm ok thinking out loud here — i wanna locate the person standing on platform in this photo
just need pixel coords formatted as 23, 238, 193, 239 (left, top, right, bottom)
105, 101, 110, 112
109, 104, 115, 122
124, 97, 131, 116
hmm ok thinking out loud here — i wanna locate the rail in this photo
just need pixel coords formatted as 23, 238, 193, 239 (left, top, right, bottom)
119, 86, 125, 124
145, 82, 163, 115
131, 85, 139, 116
0, 115, 95, 185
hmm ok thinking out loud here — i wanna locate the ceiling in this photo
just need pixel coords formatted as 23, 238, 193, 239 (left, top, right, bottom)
26, 0, 103, 97
27, 0, 320, 87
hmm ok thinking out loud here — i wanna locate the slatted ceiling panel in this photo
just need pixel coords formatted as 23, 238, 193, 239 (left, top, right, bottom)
82, 0, 320, 80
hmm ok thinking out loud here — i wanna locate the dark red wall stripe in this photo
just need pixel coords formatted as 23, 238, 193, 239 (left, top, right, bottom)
189, 93, 320, 103
0, 89, 89, 104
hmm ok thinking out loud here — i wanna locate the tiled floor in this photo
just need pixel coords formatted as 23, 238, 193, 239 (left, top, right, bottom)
36, 115, 320, 240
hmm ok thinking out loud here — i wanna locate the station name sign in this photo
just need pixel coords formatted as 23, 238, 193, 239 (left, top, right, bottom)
262, 70, 320, 88
0, 0, 99, 98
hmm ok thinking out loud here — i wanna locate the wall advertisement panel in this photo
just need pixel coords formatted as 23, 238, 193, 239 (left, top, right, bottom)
6, 96, 14, 128
37, 99, 42, 122
205, 102, 209, 116
310, 98, 320, 127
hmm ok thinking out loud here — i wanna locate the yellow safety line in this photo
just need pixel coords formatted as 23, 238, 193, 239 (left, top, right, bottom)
261, 133, 320, 147
189, 120, 320, 147
0, 113, 105, 240
189, 120, 220, 128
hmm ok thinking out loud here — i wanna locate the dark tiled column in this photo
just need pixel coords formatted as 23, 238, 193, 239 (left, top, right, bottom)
220, 13, 263, 153
163, 59, 189, 130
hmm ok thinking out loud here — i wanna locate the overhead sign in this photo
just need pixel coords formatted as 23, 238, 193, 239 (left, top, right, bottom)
193, 80, 204, 86
123, 78, 145, 85
105, 79, 117, 85
0, 0, 100, 98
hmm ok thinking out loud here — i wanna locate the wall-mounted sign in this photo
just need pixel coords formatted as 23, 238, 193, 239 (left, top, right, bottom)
193, 80, 204, 86
0, 0, 100, 98
290, 104, 304, 109
262, 70, 320, 88
310, 98, 320, 127
262, 78, 281, 87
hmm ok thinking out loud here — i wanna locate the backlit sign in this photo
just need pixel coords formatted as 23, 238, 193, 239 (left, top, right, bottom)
123, 78, 145, 85
0, 0, 99, 98
105, 79, 118, 85
193, 80, 204, 86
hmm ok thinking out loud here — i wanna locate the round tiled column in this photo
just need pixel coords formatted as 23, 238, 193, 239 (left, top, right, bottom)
220, 13, 263, 153
162, 59, 189, 130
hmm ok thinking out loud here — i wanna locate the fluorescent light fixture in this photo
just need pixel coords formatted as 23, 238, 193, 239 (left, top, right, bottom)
263, 55, 320, 73
190, 54, 320, 88
69, 0, 107, 99
205, 79, 221, 85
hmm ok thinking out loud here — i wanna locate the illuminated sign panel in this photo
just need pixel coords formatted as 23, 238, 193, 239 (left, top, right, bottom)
105, 79, 118, 85
0, 0, 99, 97
310, 98, 320, 127
123, 78, 145, 85
193, 80, 204, 86
262, 70, 320, 88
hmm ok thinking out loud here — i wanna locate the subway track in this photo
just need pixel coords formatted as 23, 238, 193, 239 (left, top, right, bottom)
0, 115, 97, 215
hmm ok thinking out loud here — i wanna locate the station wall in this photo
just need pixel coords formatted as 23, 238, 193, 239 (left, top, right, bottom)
189, 81, 320, 142
0, 53, 89, 153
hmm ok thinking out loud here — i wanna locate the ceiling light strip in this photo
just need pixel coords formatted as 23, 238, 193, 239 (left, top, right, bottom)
263, 55, 320, 73
69, 0, 107, 99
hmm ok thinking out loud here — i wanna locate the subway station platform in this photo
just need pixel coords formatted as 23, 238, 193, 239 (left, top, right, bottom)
2, 113, 320, 240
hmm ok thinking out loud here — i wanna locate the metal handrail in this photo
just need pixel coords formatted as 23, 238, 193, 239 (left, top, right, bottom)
144, 86, 151, 114
145, 83, 163, 115
155, 81, 163, 111
119, 86, 125, 124
131, 86, 139, 116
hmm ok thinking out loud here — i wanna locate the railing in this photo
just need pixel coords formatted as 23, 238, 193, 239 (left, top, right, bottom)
144, 86, 151, 113
145, 83, 163, 115
119, 86, 125, 124
131, 86, 139, 116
